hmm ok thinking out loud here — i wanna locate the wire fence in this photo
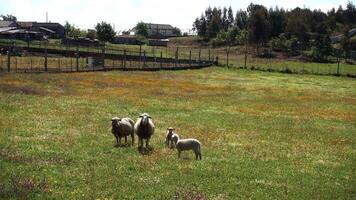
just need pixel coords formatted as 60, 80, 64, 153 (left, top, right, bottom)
0, 40, 355, 76
0, 42, 215, 73
209, 46, 356, 77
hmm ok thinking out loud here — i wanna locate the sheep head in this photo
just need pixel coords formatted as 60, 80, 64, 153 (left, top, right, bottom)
111, 117, 121, 126
167, 127, 175, 136
139, 113, 151, 126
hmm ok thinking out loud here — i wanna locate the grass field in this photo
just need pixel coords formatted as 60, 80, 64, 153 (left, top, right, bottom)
0, 67, 355, 199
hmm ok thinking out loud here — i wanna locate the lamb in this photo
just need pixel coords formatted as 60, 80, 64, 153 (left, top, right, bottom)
111, 117, 135, 146
172, 134, 202, 160
165, 127, 176, 148
134, 113, 155, 149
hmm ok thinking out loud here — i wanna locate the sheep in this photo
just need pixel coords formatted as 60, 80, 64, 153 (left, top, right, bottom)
134, 113, 155, 149
111, 117, 135, 146
172, 134, 202, 160
165, 127, 176, 148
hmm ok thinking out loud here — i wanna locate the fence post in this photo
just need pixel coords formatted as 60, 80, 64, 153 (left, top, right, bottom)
209, 49, 211, 61
58, 58, 61, 72
189, 50, 192, 67
143, 50, 146, 68
337, 50, 340, 75
215, 56, 219, 66
7, 50, 10, 72
124, 50, 126, 69
226, 46, 229, 67
160, 51, 163, 69
199, 48, 201, 63
244, 45, 247, 69
30, 57, 33, 72
175, 47, 178, 67
139, 44, 142, 63
101, 45, 105, 70
76, 46, 79, 71
44, 42, 48, 72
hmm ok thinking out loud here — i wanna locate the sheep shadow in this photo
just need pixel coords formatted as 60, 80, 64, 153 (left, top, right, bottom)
138, 146, 154, 155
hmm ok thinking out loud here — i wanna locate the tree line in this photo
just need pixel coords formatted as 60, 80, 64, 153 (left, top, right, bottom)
192, 2, 356, 61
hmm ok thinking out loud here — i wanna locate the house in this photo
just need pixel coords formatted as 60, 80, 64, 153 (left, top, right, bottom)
0, 20, 17, 28
33, 22, 65, 38
132, 23, 180, 39
0, 20, 65, 39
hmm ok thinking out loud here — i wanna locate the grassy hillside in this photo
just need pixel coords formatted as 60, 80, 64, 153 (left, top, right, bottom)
0, 68, 355, 199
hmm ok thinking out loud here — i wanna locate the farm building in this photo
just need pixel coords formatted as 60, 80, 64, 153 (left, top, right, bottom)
131, 23, 180, 38
0, 28, 43, 41
0, 20, 17, 28
0, 20, 65, 39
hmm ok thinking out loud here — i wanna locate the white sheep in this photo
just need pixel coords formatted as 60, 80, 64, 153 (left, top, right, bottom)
165, 127, 176, 148
172, 134, 202, 160
111, 117, 135, 146
134, 113, 155, 149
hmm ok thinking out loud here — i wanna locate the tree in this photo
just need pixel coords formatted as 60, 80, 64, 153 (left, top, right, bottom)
236, 29, 249, 68
64, 21, 87, 38
135, 22, 148, 38
172, 27, 182, 36
95, 21, 116, 42
0, 14, 17, 21
86, 29, 97, 40
268, 7, 286, 38
227, 7, 234, 29
222, 7, 228, 31
248, 4, 271, 47
235, 10, 248, 30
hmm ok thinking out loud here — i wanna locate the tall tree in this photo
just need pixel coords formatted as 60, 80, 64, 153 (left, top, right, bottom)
95, 21, 116, 42
227, 7, 234, 29
222, 7, 228, 31
0, 14, 17, 21
64, 21, 87, 38
235, 10, 248, 30
248, 4, 271, 45
134, 22, 148, 38
268, 7, 286, 37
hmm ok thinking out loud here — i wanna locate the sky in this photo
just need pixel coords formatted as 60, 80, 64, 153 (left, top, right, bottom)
0, 0, 354, 33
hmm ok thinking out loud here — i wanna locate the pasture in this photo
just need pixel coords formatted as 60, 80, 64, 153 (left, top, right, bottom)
0, 67, 355, 199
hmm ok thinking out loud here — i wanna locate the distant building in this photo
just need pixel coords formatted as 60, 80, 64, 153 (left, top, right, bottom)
0, 20, 65, 40
0, 20, 17, 28
132, 23, 180, 39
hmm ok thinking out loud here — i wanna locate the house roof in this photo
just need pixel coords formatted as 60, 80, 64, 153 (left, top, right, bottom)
0, 27, 16, 33
17, 21, 35, 28
145, 23, 174, 30
0, 20, 17, 27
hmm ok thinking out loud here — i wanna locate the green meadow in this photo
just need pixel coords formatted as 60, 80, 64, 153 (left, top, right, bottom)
0, 67, 355, 199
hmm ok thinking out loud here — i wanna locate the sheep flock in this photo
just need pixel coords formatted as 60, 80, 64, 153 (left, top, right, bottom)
110, 113, 202, 160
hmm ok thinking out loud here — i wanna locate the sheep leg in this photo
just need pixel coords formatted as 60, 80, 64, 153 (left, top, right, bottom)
178, 150, 181, 159
125, 136, 128, 144
116, 136, 119, 145
118, 137, 121, 146
146, 138, 150, 148
131, 133, 134, 146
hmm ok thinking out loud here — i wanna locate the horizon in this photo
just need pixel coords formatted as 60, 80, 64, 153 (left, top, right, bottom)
0, 0, 353, 33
